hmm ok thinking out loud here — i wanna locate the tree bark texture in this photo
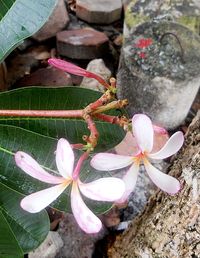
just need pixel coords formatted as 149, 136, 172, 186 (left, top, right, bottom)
107, 111, 200, 258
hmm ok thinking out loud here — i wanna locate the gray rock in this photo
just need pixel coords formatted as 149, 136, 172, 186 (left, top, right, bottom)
33, 0, 69, 41
29, 231, 63, 258
80, 59, 111, 92
56, 28, 109, 59
124, 0, 200, 35
116, 221, 132, 231
56, 213, 106, 258
117, 21, 200, 129
76, 0, 122, 24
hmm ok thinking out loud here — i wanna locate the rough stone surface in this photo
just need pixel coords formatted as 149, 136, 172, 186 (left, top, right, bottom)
56, 213, 106, 258
80, 59, 111, 92
107, 111, 200, 258
76, 0, 122, 24
15, 67, 72, 87
56, 28, 109, 59
117, 20, 200, 129
29, 231, 63, 258
33, 0, 69, 41
124, 0, 200, 36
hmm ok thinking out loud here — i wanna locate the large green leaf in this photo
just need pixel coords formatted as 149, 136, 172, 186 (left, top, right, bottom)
0, 182, 49, 257
0, 0, 56, 62
0, 87, 125, 151
0, 124, 112, 213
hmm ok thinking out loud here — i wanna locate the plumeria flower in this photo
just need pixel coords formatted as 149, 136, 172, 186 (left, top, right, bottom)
91, 114, 184, 203
15, 138, 125, 234
48, 58, 110, 90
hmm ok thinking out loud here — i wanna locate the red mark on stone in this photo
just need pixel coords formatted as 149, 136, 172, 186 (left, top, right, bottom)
135, 38, 153, 49
138, 52, 146, 59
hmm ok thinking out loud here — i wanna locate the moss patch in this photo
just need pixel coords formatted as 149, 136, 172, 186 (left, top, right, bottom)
125, 2, 149, 29
177, 16, 200, 35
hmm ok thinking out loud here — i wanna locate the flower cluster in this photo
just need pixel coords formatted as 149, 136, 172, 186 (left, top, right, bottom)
14, 58, 184, 234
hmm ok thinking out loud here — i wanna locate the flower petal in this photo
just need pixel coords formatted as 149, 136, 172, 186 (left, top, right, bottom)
48, 58, 89, 76
15, 151, 64, 184
144, 160, 180, 194
48, 58, 110, 89
91, 153, 133, 171
153, 124, 168, 135
71, 182, 102, 234
149, 131, 184, 160
56, 138, 74, 178
132, 114, 154, 152
21, 182, 70, 213
116, 163, 140, 203
78, 178, 125, 201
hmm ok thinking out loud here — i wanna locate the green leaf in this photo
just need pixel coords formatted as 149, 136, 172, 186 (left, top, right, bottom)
0, 87, 125, 151
0, 124, 112, 213
0, 182, 49, 256
0, 211, 23, 257
0, 0, 56, 62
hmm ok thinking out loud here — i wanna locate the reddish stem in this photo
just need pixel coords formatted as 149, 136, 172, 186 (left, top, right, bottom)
85, 115, 99, 145
87, 90, 113, 111
71, 143, 84, 150
72, 151, 89, 180
94, 113, 129, 130
0, 109, 83, 118
94, 113, 120, 124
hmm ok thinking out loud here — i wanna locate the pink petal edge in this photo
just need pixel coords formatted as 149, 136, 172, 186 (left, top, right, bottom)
15, 151, 64, 184
153, 124, 168, 135
116, 162, 140, 204
144, 160, 180, 194
71, 182, 102, 234
149, 131, 184, 160
21, 182, 70, 213
132, 114, 154, 153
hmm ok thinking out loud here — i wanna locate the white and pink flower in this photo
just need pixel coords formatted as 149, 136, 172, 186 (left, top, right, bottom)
91, 114, 184, 203
15, 138, 125, 234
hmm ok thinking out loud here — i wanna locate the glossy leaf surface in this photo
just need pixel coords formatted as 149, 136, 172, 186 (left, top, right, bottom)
0, 87, 125, 151
0, 181, 49, 256
0, 0, 56, 61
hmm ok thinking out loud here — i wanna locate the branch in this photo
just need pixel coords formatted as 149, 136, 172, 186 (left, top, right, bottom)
0, 109, 83, 118
94, 113, 129, 129
92, 99, 128, 114
83, 115, 99, 150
